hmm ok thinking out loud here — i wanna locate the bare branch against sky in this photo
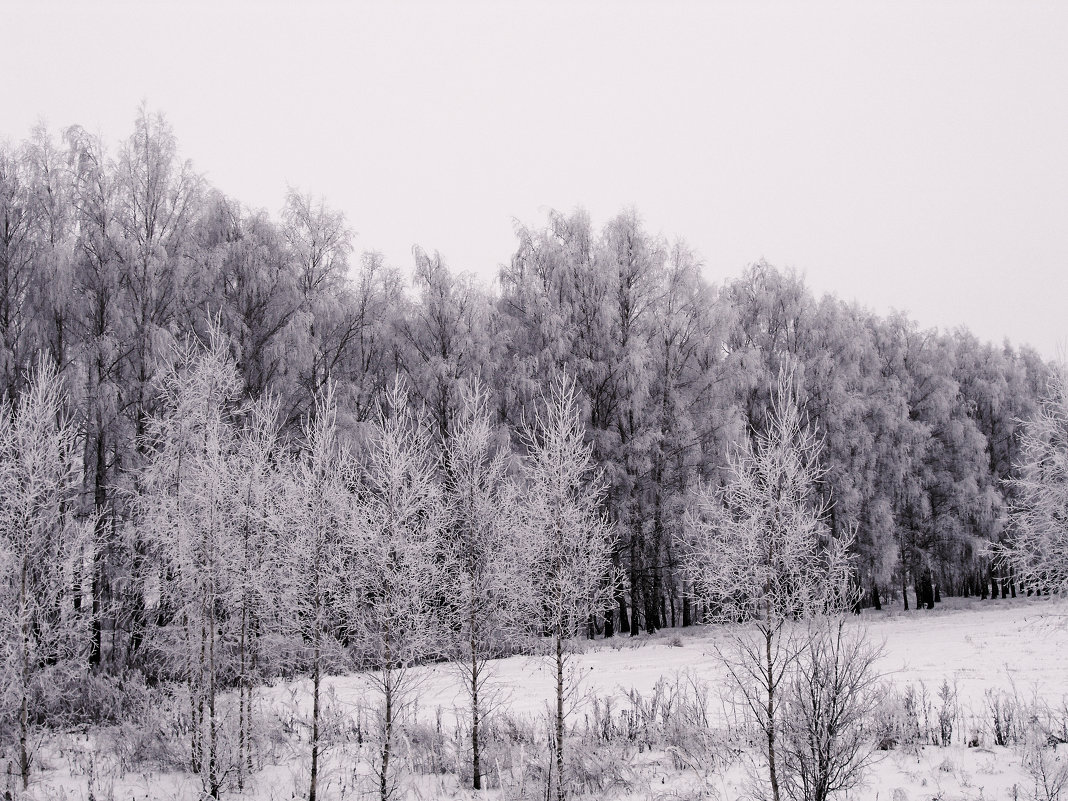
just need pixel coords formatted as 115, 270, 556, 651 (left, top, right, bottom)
4, 1, 1066, 356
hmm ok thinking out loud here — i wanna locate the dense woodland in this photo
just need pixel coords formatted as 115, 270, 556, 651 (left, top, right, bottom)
0, 108, 1058, 679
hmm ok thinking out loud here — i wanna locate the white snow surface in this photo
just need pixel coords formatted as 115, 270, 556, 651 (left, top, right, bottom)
24, 595, 1068, 800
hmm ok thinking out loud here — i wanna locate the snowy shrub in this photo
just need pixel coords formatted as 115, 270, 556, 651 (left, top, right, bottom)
872, 683, 928, 751
57, 669, 151, 728
780, 619, 885, 801
1024, 735, 1068, 801
475, 711, 542, 795
110, 687, 189, 772
937, 678, 959, 747
988, 688, 1022, 746
398, 717, 450, 778
566, 738, 637, 796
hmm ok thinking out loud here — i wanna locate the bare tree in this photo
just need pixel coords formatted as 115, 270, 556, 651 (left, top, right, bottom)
781, 618, 885, 801
680, 368, 853, 801
523, 375, 616, 801
1002, 365, 1068, 593
0, 361, 89, 792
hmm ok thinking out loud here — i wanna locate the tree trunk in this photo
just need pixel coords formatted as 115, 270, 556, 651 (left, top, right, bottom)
643, 571, 659, 634
629, 532, 640, 637
193, 618, 206, 775
682, 581, 691, 628
309, 639, 321, 801
90, 426, 106, 666
238, 604, 247, 792
555, 633, 566, 801
471, 623, 481, 791
20, 554, 30, 791
380, 663, 393, 801
764, 625, 781, 801
208, 603, 219, 800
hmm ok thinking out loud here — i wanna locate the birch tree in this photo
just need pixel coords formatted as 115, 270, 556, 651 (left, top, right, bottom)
0, 362, 89, 792
680, 368, 853, 801
523, 375, 615, 801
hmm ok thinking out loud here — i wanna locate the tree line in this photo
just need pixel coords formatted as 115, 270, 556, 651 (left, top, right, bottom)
0, 108, 1058, 665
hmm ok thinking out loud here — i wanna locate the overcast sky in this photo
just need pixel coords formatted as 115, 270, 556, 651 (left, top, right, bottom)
4, 1, 1066, 357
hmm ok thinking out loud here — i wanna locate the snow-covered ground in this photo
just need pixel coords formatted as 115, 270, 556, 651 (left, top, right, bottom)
22, 595, 1068, 800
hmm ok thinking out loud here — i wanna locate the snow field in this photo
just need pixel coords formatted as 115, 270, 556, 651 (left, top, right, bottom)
21, 595, 1068, 801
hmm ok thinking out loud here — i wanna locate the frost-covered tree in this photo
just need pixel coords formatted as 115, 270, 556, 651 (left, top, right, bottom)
398, 247, 496, 446
345, 379, 450, 801
281, 383, 351, 801
523, 375, 616, 801
230, 397, 284, 790
138, 337, 244, 800
0, 362, 89, 791
441, 382, 534, 790
680, 367, 853, 801
1003, 366, 1068, 592
280, 189, 354, 420
116, 107, 203, 660
65, 122, 128, 666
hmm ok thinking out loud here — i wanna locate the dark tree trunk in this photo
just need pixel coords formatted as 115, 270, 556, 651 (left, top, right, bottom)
629, 532, 640, 637
643, 572, 659, 634
309, 641, 320, 801
90, 425, 107, 666
470, 631, 481, 791
554, 634, 566, 801
614, 547, 629, 634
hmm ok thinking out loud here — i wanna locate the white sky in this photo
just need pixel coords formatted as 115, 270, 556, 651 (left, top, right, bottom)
4, 1, 1067, 357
